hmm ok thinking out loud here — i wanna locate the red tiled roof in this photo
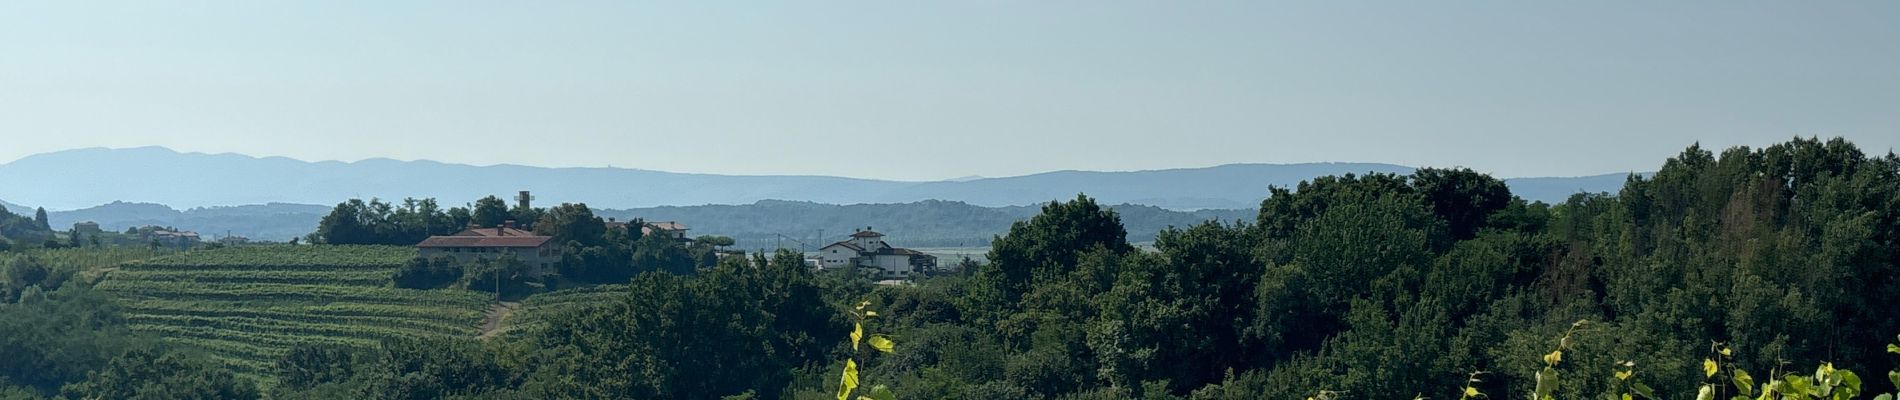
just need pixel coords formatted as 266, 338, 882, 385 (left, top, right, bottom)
454, 227, 536, 237
850, 230, 884, 238
417, 235, 552, 248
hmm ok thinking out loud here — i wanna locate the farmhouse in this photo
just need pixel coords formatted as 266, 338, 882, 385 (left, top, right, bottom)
604, 218, 692, 241
816, 228, 937, 279
132, 226, 200, 248
416, 223, 563, 272
72, 221, 102, 235
643, 221, 689, 240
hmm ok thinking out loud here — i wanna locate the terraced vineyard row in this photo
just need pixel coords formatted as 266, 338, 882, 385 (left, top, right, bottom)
494, 284, 628, 339
93, 245, 490, 385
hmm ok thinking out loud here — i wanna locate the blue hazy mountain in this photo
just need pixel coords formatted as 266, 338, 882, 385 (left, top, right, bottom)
0, 146, 1635, 211
0, 199, 26, 215
39, 202, 333, 241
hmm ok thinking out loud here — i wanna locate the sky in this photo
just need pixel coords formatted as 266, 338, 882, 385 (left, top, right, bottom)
2, 1, 1896, 181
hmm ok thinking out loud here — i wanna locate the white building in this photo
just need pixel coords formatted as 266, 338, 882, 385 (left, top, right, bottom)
817, 228, 938, 279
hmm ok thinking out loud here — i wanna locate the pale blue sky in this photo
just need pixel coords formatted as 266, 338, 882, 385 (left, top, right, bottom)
2, 1, 1896, 181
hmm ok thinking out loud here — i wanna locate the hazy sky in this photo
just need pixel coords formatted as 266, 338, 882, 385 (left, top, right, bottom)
2, 2, 1896, 181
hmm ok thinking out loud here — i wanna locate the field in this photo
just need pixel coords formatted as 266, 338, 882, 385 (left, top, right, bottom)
492, 284, 627, 339
92, 245, 491, 384
22, 246, 179, 284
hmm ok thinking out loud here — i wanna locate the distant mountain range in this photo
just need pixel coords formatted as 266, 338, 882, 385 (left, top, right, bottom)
0, 199, 26, 215
0, 146, 1637, 211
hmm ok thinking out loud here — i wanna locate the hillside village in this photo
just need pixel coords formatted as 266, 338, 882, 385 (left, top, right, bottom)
11, 189, 952, 283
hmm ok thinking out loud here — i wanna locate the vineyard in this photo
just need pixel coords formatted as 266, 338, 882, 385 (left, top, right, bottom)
493, 284, 627, 339
22, 246, 178, 284
92, 245, 490, 385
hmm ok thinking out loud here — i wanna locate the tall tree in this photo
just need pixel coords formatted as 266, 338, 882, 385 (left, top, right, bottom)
972, 194, 1133, 316
1410, 167, 1513, 240
535, 203, 606, 247
471, 196, 510, 228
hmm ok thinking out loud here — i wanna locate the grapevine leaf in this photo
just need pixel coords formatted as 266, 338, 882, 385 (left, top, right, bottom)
1733, 369, 1753, 395
1697, 384, 1715, 400
1889, 370, 1899, 391
1632, 382, 1656, 400
850, 322, 863, 351
1889, 343, 1899, 355
863, 310, 879, 318
1721, 347, 1732, 357
1534, 367, 1558, 399
1463, 386, 1478, 398
1615, 370, 1633, 381
1786, 376, 1811, 396
836, 359, 858, 400
1544, 350, 1563, 366
867, 335, 895, 353
1873, 394, 1892, 400
1838, 370, 1860, 393
1704, 359, 1719, 378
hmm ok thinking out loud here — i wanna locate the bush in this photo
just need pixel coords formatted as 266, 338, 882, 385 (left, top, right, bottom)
391, 256, 461, 289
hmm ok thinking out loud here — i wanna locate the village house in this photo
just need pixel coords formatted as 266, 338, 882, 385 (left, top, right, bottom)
604, 218, 692, 241
131, 226, 200, 248
72, 221, 103, 235
644, 221, 689, 240
816, 228, 937, 280
416, 221, 562, 274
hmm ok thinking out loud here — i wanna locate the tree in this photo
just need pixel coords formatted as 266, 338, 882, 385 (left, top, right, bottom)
524, 252, 843, 399
392, 256, 463, 290
972, 194, 1134, 313
31, 208, 47, 231
471, 196, 510, 228
631, 234, 692, 276
1410, 167, 1513, 241
535, 203, 606, 247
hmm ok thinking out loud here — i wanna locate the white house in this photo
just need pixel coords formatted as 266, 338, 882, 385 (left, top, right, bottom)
817, 228, 937, 279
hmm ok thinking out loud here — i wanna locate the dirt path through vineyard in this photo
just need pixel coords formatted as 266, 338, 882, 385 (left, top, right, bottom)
477, 301, 521, 339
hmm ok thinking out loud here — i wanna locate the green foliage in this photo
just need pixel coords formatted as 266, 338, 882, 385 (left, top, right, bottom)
391, 255, 462, 289
472, 195, 510, 229
535, 203, 606, 247
972, 194, 1134, 317
314, 198, 469, 245
59, 347, 260, 400
0, 286, 145, 396
520, 250, 844, 399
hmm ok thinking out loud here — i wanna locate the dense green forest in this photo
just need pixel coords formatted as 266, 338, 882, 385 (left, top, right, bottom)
2, 138, 1898, 399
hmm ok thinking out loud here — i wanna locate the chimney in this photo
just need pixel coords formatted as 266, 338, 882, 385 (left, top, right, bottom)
502, 220, 515, 235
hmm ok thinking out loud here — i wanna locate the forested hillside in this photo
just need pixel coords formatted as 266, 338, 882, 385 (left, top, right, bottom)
0, 138, 1896, 399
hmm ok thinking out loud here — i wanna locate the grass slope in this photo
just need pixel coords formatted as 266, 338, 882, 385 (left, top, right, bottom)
93, 245, 490, 384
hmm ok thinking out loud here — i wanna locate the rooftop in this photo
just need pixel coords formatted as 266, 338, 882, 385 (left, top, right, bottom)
454, 227, 536, 237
